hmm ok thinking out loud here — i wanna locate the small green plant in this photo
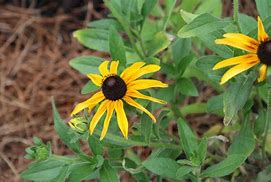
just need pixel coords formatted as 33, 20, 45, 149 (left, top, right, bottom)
21, 0, 271, 181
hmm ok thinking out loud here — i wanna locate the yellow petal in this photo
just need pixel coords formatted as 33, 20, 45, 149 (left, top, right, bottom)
258, 64, 267, 82
220, 61, 259, 84
89, 100, 109, 134
115, 100, 129, 139
258, 16, 269, 42
87, 74, 103, 86
120, 62, 145, 81
126, 90, 166, 104
110, 61, 119, 75
99, 61, 110, 76
125, 64, 161, 83
100, 101, 115, 140
124, 96, 156, 122
128, 79, 168, 90
213, 54, 259, 70
71, 91, 105, 116
215, 36, 258, 53
223, 33, 259, 46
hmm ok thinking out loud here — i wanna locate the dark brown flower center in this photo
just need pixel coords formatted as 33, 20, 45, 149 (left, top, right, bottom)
257, 40, 271, 65
102, 75, 127, 100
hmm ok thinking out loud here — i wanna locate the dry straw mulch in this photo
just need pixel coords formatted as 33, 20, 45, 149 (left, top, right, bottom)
0, 2, 106, 181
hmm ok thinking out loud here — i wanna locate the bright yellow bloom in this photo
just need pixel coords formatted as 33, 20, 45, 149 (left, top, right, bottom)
71, 61, 168, 140
213, 16, 270, 84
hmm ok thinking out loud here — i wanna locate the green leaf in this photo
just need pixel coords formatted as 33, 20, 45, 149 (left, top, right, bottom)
198, 137, 208, 164
201, 154, 246, 177
95, 131, 140, 147
88, 135, 103, 155
81, 81, 99, 95
228, 117, 255, 156
69, 56, 102, 74
149, 148, 182, 160
180, 103, 207, 116
177, 118, 198, 160
196, 55, 225, 82
20, 158, 68, 181
121, 0, 143, 24
141, 104, 153, 144
104, 0, 130, 36
180, 0, 200, 12
153, 109, 170, 139
100, 160, 119, 182
122, 157, 143, 174
254, 110, 266, 137
146, 31, 171, 56
137, 0, 145, 13
89, 19, 122, 31
180, 9, 199, 23
176, 166, 194, 179
178, 13, 230, 38
223, 70, 257, 125
142, 157, 179, 179
73, 29, 109, 52
67, 162, 96, 182
52, 99, 81, 153
108, 147, 124, 160
177, 78, 199, 96
171, 38, 191, 63
199, 30, 234, 58
51, 166, 69, 182
256, 0, 270, 20
142, 0, 158, 17
207, 94, 224, 116
194, 0, 222, 17
238, 14, 257, 34
133, 172, 150, 182
109, 27, 126, 66
163, 0, 177, 30
176, 54, 194, 78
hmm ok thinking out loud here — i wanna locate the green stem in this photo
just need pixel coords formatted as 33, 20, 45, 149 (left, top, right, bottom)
132, 29, 148, 58
171, 104, 183, 119
138, 36, 147, 57
262, 76, 271, 162
233, 0, 241, 32
233, 0, 239, 23
126, 30, 145, 59
256, 88, 264, 109
94, 130, 181, 150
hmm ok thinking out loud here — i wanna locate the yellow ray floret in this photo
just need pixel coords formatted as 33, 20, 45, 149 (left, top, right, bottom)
213, 54, 259, 70
258, 64, 267, 82
258, 16, 269, 42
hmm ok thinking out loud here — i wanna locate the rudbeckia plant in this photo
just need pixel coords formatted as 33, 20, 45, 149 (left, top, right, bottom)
21, 0, 271, 182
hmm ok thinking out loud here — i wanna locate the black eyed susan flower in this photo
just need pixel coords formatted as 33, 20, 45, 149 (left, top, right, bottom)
71, 61, 168, 140
213, 16, 270, 84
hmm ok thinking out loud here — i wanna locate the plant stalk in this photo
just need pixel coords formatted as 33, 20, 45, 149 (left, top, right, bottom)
233, 0, 241, 32
262, 76, 271, 162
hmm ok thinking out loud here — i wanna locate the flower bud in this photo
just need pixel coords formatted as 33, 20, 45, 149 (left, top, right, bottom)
68, 117, 88, 134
